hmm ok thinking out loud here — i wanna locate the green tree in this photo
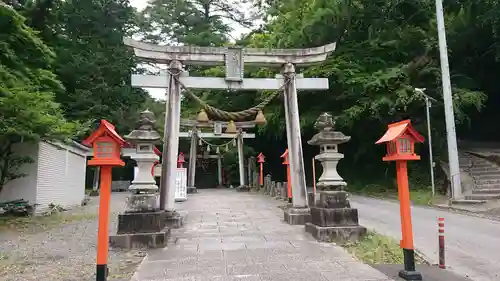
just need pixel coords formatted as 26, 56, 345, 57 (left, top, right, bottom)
138, 0, 255, 46
0, 3, 78, 192
51, 0, 147, 135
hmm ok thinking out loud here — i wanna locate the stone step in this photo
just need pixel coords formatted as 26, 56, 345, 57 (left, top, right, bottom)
474, 182, 500, 189
459, 157, 489, 163
450, 199, 487, 205
468, 167, 500, 173
472, 188, 500, 194
470, 170, 500, 176
460, 164, 493, 170
475, 181, 500, 187
465, 194, 500, 200
469, 163, 496, 168
473, 174, 500, 180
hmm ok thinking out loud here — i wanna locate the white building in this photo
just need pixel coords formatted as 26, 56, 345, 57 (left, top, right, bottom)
0, 140, 89, 215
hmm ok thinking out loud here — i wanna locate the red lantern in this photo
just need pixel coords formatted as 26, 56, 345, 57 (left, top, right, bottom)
376, 120, 424, 162
257, 153, 265, 186
376, 119, 424, 280
280, 149, 291, 202
82, 120, 125, 281
178, 152, 185, 168
84, 120, 125, 167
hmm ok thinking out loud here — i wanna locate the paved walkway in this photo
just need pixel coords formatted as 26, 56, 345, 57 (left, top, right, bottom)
352, 195, 500, 281
131, 189, 391, 281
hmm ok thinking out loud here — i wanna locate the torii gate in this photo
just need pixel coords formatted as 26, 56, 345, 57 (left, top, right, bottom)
179, 119, 256, 192
124, 38, 336, 213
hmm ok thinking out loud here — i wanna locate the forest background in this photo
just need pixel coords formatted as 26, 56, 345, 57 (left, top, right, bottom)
2, 0, 500, 195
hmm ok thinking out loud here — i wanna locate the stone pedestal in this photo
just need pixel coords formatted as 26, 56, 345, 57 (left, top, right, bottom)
165, 210, 186, 229
305, 191, 366, 243
110, 211, 170, 249
236, 185, 250, 192
187, 186, 197, 194
126, 193, 160, 213
283, 207, 311, 225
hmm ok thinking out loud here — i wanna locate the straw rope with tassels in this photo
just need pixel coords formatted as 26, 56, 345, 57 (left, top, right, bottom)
167, 70, 294, 122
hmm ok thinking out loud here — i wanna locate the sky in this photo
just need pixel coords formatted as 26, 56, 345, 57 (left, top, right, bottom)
129, 0, 252, 100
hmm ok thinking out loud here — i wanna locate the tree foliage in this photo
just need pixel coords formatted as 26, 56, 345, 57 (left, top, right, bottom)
0, 3, 78, 190
4, 0, 500, 191
138, 0, 255, 45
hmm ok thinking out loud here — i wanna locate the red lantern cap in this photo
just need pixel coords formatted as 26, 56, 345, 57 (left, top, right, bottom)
376, 119, 425, 162
178, 152, 185, 163
280, 149, 289, 165
83, 120, 125, 167
257, 153, 265, 163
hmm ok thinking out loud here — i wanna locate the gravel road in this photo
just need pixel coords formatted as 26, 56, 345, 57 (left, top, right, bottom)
352, 195, 500, 281
0, 193, 145, 281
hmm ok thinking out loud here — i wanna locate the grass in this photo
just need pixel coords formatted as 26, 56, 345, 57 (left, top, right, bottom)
348, 184, 447, 206
343, 231, 425, 264
0, 212, 98, 233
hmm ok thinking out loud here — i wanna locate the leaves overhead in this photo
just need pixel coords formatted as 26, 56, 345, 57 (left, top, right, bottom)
138, 0, 255, 45
3, 0, 500, 189
0, 3, 78, 190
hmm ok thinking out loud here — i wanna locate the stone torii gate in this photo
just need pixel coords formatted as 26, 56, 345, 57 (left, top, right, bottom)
179, 119, 256, 192
124, 38, 336, 222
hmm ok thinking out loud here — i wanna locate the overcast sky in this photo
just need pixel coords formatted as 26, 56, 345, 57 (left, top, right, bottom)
129, 0, 252, 100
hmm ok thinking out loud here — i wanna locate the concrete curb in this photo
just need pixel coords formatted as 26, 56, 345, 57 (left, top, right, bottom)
351, 193, 500, 222
430, 203, 500, 222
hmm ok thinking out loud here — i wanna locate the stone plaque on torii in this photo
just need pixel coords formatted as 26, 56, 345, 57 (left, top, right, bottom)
124, 38, 336, 218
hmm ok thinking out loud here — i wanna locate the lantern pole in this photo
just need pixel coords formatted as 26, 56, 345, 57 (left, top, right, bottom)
396, 160, 421, 280
260, 160, 264, 186
96, 165, 112, 281
257, 153, 265, 186
282, 149, 292, 203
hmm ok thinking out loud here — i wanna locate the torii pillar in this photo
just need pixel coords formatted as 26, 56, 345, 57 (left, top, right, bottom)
124, 38, 336, 222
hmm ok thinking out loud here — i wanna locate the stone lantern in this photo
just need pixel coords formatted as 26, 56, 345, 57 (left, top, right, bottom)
309, 113, 351, 190
109, 110, 170, 249
124, 109, 161, 210
305, 113, 366, 242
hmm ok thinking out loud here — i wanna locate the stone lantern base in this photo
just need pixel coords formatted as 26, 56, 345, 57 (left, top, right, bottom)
236, 185, 250, 192
109, 211, 170, 249
284, 206, 311, 225
305, 190, 366, 243
109, 192, 171, 249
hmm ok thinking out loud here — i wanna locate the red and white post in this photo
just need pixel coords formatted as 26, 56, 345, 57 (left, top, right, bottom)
438, 217, 445, 269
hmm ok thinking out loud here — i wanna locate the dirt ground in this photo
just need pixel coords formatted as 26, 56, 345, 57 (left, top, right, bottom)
0, 193, 145, 281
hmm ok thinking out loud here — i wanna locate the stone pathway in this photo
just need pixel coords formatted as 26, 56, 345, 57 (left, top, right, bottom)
131, 189, 391, 281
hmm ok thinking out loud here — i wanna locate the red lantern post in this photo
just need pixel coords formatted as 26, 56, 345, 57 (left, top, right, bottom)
257, 153, 265, 186
82, 120, 125, 281
376, 119, 424, 281
281, 149, 292, 203
178, 152, 185, 168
